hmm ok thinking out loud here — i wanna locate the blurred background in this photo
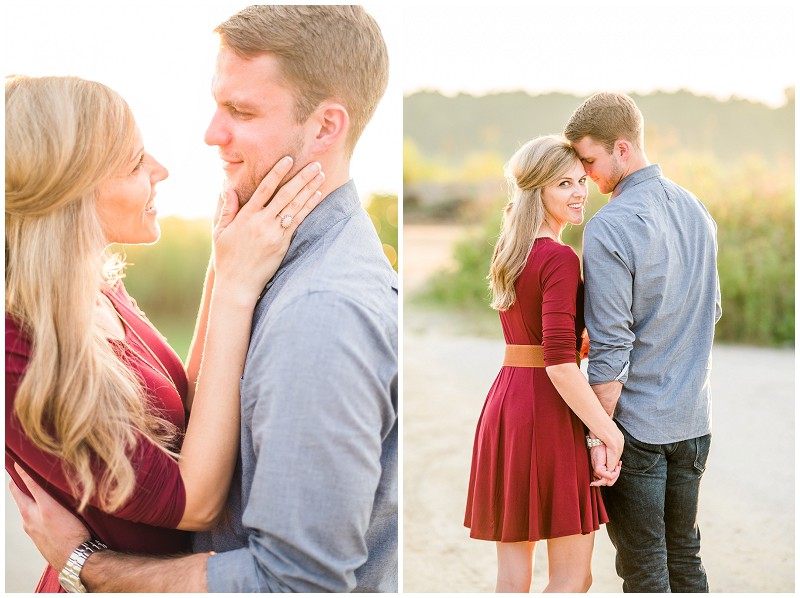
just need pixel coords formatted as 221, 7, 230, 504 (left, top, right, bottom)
406, 89, 794, 343
3, 1, 399, 591
403, 0, 795, 593
404, 6, 794, 346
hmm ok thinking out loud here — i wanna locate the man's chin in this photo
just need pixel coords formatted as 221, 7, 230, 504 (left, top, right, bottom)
225, 177, 256, 207
235, 187, 256, 208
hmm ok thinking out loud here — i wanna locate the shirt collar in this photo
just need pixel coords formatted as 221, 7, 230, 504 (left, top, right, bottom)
616, 164, 663, 196
273, 179, 360, 273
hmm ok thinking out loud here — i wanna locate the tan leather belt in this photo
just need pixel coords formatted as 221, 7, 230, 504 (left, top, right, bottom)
503, 344, 581, 367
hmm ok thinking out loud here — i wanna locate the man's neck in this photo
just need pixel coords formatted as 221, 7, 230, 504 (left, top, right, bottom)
611, 153, 650, 199
314, 153, 350, 200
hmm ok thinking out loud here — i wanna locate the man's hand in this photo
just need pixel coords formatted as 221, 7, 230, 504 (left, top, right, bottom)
9, 463, 209, 592
591, 380, 623, 417
8, 463, 90, 571
589, 445, 622, 487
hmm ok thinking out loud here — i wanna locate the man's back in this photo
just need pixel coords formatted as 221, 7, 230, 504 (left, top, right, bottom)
583, 164, 721, 444
195, 181, 398, 592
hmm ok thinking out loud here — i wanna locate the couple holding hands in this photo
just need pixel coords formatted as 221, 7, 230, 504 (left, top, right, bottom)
465, 92, 721, 593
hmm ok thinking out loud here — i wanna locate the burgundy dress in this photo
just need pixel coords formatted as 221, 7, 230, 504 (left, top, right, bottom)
464, 238, 607, 542
5, 282, 190, 592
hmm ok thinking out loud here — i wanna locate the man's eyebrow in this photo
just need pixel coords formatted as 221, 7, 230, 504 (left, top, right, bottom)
222, 98, 259, 112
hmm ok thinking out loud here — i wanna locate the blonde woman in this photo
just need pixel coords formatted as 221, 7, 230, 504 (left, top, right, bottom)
5, 75, 324, 592
464, 135, 624, 592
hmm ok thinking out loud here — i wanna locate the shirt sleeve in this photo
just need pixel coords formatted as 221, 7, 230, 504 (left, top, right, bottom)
5, 320, 186, 530
582, 216, 636, 385
206, 291, 397, 593
540, 246, 581, 366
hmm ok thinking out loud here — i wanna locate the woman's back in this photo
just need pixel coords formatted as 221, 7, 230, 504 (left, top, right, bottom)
499, 237, 584, 360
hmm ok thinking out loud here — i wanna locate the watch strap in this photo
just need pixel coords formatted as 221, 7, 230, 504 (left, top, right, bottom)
58, 539, 108, 593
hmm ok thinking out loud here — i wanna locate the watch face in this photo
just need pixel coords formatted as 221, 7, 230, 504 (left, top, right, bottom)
58, 571, 85, 593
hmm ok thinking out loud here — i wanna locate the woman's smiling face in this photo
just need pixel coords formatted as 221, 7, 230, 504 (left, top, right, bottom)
94, 127, 169, 245
541, 159, 588, 232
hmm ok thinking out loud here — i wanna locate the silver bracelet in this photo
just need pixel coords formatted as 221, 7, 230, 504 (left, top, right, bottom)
586, 435, 605, 449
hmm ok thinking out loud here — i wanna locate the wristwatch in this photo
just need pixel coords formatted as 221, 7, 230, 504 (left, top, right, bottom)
58, 539, 108, 593
586, 435, 605, 449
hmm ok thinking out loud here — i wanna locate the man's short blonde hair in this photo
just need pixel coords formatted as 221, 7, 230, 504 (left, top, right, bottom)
216, 5, 388, 152
564, 92, 644, 152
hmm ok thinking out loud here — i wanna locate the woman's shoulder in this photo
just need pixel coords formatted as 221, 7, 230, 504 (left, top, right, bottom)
534, 238, 579, 266
529, 239, 579, 285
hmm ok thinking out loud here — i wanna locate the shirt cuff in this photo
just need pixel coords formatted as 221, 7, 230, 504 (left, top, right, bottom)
613, 362, 629, 383
206, 548, 263, 593
588, 360, 629, 386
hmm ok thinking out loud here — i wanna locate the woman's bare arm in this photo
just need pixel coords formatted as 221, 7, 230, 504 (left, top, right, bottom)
176, 159, 325, 530
184, 259, 214, 412
546, 363, 624, 482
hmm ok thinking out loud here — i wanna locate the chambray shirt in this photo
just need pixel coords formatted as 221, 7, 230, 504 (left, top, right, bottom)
583, 165, 721, 444
194, 180, 398, 592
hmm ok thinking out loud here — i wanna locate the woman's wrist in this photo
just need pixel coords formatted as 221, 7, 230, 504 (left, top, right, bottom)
209, 284, 260, 312
593, 423, 622, 449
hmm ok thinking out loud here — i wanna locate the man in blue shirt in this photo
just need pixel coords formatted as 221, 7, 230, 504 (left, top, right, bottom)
564, 92, 721, 592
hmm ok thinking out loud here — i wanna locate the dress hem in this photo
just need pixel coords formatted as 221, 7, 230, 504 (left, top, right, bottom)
465, 521, 606, 544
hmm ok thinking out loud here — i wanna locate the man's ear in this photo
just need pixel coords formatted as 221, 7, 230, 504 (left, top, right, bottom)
615, 139, 632, 162
306, 102, 349, 154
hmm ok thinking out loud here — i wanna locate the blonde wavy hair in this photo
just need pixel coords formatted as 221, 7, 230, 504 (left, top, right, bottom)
5, 75, 178, 513
489, 135, 581, 311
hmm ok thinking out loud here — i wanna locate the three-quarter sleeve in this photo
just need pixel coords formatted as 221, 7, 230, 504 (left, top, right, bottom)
582, 216, 635, 385
540, 246, 581, 366
5, 318, 186, 530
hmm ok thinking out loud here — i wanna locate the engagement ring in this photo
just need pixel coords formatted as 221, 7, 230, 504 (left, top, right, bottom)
279, 214, 293, 229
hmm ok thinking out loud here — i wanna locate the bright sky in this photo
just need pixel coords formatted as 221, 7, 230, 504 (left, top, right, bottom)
403, 0, 797, 108
3, 1, 402, 218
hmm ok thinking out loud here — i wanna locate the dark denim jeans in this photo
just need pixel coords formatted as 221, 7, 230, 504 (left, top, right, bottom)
601, 424, 711, 593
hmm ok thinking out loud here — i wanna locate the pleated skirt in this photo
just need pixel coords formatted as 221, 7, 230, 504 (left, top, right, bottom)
464, 366, 607, 542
